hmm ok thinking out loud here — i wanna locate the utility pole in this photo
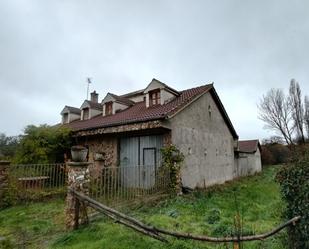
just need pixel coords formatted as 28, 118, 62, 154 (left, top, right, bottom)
86, 77, 91, 100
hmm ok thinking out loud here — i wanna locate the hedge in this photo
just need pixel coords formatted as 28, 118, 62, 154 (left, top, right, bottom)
276, 160, 309, 249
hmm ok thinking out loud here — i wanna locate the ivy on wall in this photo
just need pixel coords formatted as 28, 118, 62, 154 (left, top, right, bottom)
161, 144, 184, 193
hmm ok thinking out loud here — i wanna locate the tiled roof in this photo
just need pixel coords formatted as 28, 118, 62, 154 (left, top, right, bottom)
120, 89, 144, 98
238, 140, 260, 153
84, 100, 102, 110
109, 93, 135, 106
67, 84, 213, 132
61, 106, 81, 115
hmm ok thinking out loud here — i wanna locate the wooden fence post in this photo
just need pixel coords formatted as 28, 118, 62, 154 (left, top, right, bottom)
0, 161, 10, 207
65, 162, 90, 230
233, 242, 240, 249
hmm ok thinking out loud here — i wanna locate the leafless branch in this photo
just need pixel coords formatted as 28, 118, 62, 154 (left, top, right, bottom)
258, 88, 294, 145
71, 189, 301, 243
289, 79, 305, 143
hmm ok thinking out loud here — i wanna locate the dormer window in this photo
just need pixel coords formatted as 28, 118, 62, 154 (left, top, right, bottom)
149, 89, 160, 106
144, 79, 179, 108
106, 102, 113, 115
82, 108, 89, 120
60, 105, 81, 124
101, 93, 134, 116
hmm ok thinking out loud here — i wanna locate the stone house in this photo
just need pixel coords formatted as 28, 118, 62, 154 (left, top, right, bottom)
61, 78, 261, 188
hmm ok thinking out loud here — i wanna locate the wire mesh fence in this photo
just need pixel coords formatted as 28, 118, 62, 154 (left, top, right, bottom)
88, 165, 170, 207
8, 163, 67, 199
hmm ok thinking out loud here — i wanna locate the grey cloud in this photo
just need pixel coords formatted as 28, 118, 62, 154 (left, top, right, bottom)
1, 0, 309, 140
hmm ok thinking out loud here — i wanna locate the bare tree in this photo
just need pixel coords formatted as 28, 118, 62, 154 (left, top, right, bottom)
304, 96, 309, 140
289, 79, 305, 144
258, 88, 294, 145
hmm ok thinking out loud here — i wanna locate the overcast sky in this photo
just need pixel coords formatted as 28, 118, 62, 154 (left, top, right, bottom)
1, 0, 309, 140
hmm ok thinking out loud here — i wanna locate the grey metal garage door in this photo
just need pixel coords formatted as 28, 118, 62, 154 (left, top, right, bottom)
120, 135, 163, 188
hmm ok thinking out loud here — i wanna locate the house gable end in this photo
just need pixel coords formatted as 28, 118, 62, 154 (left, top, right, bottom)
168, 90, 237, 188
209, 88, 238, 139
166, 85, 238, 139
80, 100, 91, 110
101, 93, 116, 104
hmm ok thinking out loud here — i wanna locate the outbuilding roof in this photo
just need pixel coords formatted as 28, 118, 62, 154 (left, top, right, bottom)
238, 140, 261, 153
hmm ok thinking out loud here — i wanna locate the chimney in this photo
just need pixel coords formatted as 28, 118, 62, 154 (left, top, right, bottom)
90, 91, 99, 103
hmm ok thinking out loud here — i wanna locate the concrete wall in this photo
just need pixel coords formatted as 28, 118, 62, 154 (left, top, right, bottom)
90, 108, 102, 118
161, 89, 176, 105
235, 148, 262, 177
128, 95, 145, 103
69, 113, 81, 122
166, 91, 236, 188
113, 102, 129, 114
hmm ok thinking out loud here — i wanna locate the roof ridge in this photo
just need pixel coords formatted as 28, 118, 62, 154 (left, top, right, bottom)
108, 93, 135, 105
66, 82, 229, 134
179, 83, 213, 93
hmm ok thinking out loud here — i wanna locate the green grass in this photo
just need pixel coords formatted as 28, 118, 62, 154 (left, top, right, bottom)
0, 198, 65, 249
0, 166, 286, 249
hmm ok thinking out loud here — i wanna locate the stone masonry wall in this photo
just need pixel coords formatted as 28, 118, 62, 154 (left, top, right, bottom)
83, 135, 118, 167
77, 135, 118, 178
0, 161, 10, 207
65, 162, 90, 230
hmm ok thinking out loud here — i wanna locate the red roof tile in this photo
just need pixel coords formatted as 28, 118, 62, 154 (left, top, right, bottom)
238, 140, 260, 153
67, 84, 212, 132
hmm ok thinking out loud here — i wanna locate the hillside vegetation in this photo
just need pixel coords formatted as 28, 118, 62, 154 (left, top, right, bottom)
0, 166, 285, 249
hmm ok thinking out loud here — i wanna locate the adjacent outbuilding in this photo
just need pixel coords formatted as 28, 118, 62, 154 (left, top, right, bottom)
235, 140, 262, 176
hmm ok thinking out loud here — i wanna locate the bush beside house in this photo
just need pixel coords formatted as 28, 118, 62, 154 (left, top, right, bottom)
276, 148, 309, 249
13, 125, 72, 164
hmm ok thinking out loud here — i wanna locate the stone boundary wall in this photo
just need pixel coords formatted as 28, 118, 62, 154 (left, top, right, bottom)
65, 162, 90, 230
0, 161, 10, 207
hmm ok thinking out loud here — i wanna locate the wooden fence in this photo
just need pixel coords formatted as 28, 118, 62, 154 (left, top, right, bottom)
71, 188, 301, 247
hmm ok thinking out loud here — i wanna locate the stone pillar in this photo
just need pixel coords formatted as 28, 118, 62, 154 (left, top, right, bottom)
65, 162, 90, 230
0, 161, 10, 207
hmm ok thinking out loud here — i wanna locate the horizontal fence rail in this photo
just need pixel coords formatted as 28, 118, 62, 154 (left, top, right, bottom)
88, 165, 170, 206
71, 189, 302, 244
9, 163, 67, 198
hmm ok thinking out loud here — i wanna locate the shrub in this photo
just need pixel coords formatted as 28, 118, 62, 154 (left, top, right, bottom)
276, 158, 309, 248
13, 125, 72, 164
161, 145, 184, 193
261, 143, 290, 165
205, 208, 221, 224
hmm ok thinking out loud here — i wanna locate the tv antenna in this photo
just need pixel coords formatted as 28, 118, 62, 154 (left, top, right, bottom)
86, 77, 92, 100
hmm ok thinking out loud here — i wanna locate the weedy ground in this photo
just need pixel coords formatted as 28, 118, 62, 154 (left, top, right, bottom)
0, 166, 286, 249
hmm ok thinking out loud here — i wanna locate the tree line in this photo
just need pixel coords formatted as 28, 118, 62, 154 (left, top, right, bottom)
258, 79, 309, 145
0, 125, 72, 164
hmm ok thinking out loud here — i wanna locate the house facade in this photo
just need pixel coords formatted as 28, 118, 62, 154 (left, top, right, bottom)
61, 78, 261, 188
